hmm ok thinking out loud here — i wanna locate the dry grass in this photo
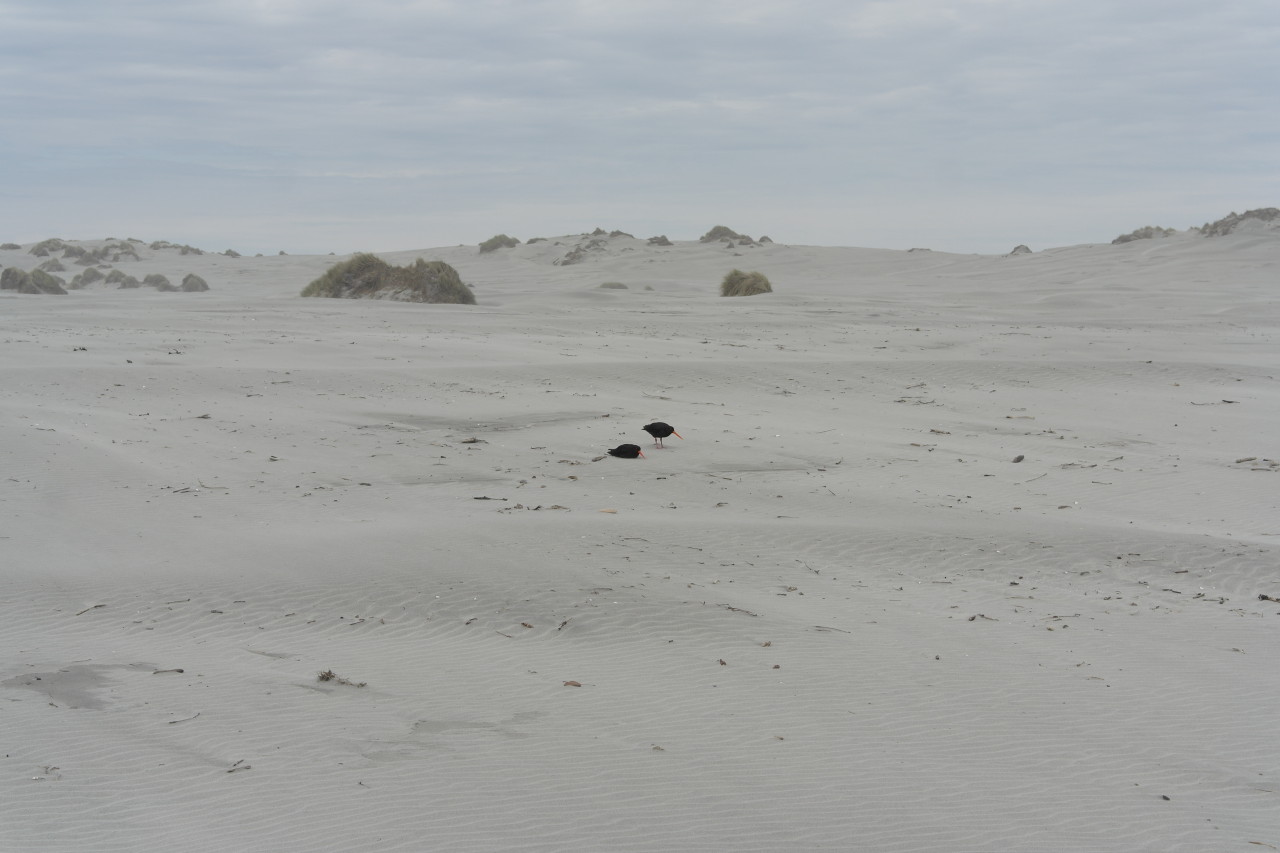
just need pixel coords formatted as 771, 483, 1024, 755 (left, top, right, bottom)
720, 268, 773, 297
478, 234, 520, 253
302, 254, 475, 304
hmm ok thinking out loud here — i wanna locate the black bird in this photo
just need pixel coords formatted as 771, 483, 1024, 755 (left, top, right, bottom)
642, 422, 683, 448
607, 443, 645, 459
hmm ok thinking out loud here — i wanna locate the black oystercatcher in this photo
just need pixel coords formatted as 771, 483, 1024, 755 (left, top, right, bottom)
642, 422, 683, 448
607, 444, 645, 459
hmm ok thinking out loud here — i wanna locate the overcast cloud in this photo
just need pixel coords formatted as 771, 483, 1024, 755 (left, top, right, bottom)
1, 0, 1276, 254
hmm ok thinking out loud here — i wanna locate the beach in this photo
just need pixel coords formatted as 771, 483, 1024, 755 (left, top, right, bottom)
2, 228, 1277, 852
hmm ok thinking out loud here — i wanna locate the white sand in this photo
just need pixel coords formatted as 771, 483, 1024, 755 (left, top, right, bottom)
2, 231, 1278, 852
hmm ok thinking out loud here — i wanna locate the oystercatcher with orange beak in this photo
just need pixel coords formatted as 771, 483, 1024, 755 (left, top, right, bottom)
642, 422, 682, 448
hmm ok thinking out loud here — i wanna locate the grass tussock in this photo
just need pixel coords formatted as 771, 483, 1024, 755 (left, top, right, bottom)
720, 269, 773, 297
29, 269, 67, 294
478, 234, 520, 253
700, 225, 746, 243
1, 267, 67, 294
301, 254, 475, 304
0, 267, 27, 290
1199, 208, 1280, 237
1112, 226, 1176, 244
71, 268, 105, 288
28, 238, 67, 256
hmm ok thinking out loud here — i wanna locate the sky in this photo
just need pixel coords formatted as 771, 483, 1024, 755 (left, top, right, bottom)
1, 0, 1277, 256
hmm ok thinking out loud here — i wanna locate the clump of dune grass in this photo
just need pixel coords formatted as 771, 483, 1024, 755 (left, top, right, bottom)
700, 225, 747, 243
144, 273, 173, 291
2, 267, 67, 295
29, 269, 67, 294
1199, 208, 1280, 237
0, 242, 20, 250
478, 234, 520, 253
109, 244, 141, 262
720, 269, 773, 297
181, 273, 210, 292
71, 268, 105, 289
104, 269, 139, 288
301, 253, 475, 304
1, 267, 28, 290
29, 238, 68, 257
598, 281, 628, 289
1112, 226, 1175, 244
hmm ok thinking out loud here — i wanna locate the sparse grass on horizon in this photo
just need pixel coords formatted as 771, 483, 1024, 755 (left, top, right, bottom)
700, 225, 745, 243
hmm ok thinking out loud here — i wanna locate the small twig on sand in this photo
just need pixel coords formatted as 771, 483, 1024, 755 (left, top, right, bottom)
167, 713, 200, 725
75, 604, 105, 616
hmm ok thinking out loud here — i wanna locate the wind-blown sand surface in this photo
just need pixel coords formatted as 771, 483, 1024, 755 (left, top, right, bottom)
2, 231, 1278, 852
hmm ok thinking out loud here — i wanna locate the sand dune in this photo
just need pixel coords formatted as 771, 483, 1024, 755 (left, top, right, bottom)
2, 230, 1278, 852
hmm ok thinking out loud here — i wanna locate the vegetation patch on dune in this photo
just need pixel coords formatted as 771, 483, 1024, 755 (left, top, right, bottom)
1, 266, 68, 294
478, 234, 520, 253
70, 268, 104, 289
1198, 208, 1280, 237
720, 269, 773, 297
700, 225, 767, 247
105, 269, 141, 289
700, 225, 746, 243
1113, 226, 1176, 244
301, 253, 475, 304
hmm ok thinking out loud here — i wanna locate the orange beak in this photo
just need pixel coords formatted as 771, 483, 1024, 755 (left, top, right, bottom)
639, 450, 646, 458
672, 431, 683, 440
